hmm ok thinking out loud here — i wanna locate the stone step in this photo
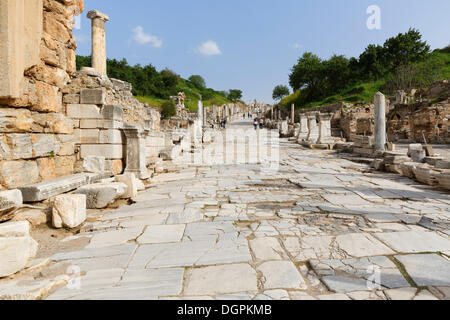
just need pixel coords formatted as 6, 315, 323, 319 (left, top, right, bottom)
19, 173, 112, 203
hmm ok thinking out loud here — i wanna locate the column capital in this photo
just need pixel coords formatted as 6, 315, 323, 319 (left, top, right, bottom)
87, 10, 109, 22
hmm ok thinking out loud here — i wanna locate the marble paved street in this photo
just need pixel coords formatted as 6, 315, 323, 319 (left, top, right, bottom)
45, 120, 450, 300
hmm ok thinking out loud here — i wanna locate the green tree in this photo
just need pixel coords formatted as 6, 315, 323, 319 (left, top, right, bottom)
321, 54, 350, 93
382, 28, 430, 71
272, 85, 290, 101
289, 52, 323, 95
358, 44, 386, 80
188, 75, 206, 89
227, 89, 243, 102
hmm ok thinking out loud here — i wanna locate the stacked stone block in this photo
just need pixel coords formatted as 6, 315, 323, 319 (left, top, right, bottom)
68, 88, 126, 175
0, 0, 84, 190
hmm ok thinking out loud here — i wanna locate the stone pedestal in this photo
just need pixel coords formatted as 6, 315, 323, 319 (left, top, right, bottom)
297, 114, 309, 142
306, 112, 319, 142
374, 92, 386, 151
317, 113, 334, 144
87, 10, 109, 74
122, 125, 150, 180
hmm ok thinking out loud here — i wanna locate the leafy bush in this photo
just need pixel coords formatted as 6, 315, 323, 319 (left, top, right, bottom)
160, 101, 177, 119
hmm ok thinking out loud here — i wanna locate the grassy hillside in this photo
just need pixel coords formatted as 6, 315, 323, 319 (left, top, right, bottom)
281, 49, 450, 110
137, 78, 233, 111
76, 55, 233, 112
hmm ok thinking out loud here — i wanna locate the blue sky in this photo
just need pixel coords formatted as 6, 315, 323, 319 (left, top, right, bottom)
74, 0, 450, 104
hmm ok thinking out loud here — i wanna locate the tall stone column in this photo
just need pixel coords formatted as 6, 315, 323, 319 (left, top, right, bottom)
203, 106, 207, 127
291, 104, 295, 124
122, 125, 150, 180
197, 100, 203, 123
317, 113, 334, 144
270, 107, 274, 120
87, 10, 109, 74
374, 92, 387, 151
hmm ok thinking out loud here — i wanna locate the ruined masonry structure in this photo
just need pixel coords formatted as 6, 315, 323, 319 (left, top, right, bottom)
0, 1, 164, 191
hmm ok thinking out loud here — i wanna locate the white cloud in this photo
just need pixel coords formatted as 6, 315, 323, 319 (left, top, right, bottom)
132, 26, 162, 48
195, 40, 222, 56
293, 43, 302, 49
74, 33, 87, 43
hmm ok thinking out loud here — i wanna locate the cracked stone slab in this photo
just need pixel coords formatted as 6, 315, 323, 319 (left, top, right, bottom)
395, 254, 450, 287
184, 264, 257, 296
322, 193, 371, 206
258, 261, 307, 290
118, 268, 184, 297
384, 287, 417, 300
137, 225, 186, 244
86, 227, 144, 248
47, 268, 124, 300
321, 276, 369, 293
249, 237, 287, 261
311, 256, 409, 289
335, 233, 395, 257
374, 231, 450, 253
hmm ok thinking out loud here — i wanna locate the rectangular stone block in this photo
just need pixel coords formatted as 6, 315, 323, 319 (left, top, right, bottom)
0, 189, 23, 214
99, 130, 123, 144
0, 160, 40, 189
79, 119, 100, 129
80, 88, 106, 105
63, 94, 80, 104
0, 108, 33, 133
101, 105, 123, 121
80, 144, 124, 159
101, 120, 123, 129
31, 134, 60, 158
1, 134, 32, 160
19, 173, 88, 202
74, 129, 99, 144
79, 119, 123, 129
52, 194, 86, 229
67, 104, 102, 119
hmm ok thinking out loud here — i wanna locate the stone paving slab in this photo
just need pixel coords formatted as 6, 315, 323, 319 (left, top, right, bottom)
374, 231, 450, 253
9, 119, 446, 301
184, 264, 257, 296
395, 254, 450, 287
258, 261, 307, 290
137, 225, 185, 244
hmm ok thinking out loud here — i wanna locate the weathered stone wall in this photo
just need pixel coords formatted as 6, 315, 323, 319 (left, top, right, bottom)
0, 0, 83, 190
62, 69, 162, 176
387, 101, 450, 143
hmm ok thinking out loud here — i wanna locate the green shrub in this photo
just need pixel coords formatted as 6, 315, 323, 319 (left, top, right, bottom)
161, 101, 176, 119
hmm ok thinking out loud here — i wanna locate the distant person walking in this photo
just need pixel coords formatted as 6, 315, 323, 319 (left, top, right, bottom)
253, 119, 258, 130
259, 119, 264, 129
